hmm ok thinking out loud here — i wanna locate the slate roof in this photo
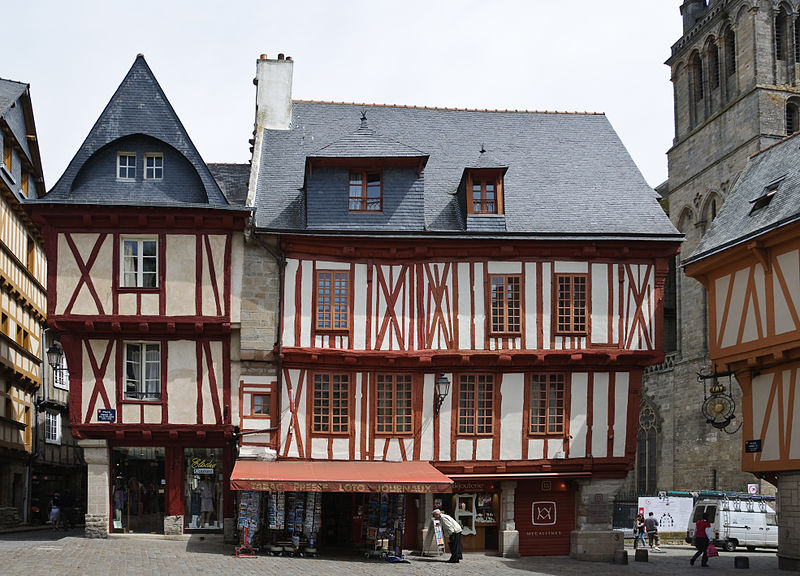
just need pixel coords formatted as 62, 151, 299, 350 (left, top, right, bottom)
208, 163, 250, 207
0, 78, 35, 168
309, 116, 428, 160
251, 101, 680, 240
41, 55, 229, 208
684, 132, 800, 265
0, 79, 27, 116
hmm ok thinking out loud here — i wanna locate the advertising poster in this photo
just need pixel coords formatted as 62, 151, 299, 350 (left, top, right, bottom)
637, 495, 694, 532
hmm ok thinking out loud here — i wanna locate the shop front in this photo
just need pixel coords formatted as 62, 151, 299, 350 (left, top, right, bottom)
515, 479, 576, 556
231, 460, 453, 557
430, 480, 500, 552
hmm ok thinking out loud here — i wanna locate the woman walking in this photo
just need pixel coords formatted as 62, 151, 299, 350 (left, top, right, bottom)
690, 512, 713, 567
633, 514, 647, 549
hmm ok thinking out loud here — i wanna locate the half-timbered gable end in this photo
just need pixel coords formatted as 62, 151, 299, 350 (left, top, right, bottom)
238, 55, 682, 558
28, 55, 249, 538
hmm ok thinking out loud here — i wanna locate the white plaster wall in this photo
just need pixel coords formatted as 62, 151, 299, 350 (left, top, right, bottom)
790, 368, 800, 460
500, 373, 524, 460
81, 340, 117, 423
591, 373, 609, 458
199, 341, 223, 424
457, 263, 472, 350
144, 404, 161, 424
525, 262, 537, 349
487, 261, 522, 274
282, 260, 298, 345
476, 437, 493, 460
542, 263, 552, 349
740, 265, 766, 344
456, 439, 472, 460
166, 235, 196, 316
529, 438, 545, 459
140, 294, 159, 316
119, 294, 136, 316
332, 437, 349, 459
355, 372, 364, 460
613, 372, 629, 457
474, 263, 484, 349
554, 261, 588, 274
715, 273, 731, 344
591, 264, 608, 344
570, 372, 589, 458
167, 340, 198, 424
121, 404, 138, 422
353, 264, 367, 350
58, 234, 113, 315
434, 372, 452, 461
723, 268, 749, 348
299, 261, 313, 347
202, 235, 227, 317
311, 437, 327, 459
230, 234, 243, 324
547, 438, 564, 458
420, 373, 435, 461
775, 250, 800, 336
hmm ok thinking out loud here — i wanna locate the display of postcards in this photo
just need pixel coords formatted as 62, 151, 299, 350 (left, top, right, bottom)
294, 493, 305, 534
275, 491, 285, 529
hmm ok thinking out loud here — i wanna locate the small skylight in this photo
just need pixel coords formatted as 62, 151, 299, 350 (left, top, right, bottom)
749, 176, 784, 214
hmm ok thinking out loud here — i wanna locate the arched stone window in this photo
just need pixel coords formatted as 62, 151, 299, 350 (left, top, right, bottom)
709, 43, 720, 90
691, 52, 704, 102
725, 27, 736, 76
787, 98, 800, 135
795, 16, 800, 61
776, 8, 789, 61
636, 400, 659, 494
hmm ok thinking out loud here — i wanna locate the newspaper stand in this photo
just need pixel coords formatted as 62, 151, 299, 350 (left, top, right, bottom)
235, 526, 256, 558
433, 518, 445, 556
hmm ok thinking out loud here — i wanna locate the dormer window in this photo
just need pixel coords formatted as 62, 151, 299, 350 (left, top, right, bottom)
467, 169, 504, 215
145, 153, 163, 180
117, 152, 136, 180
349, 170, 382, 211
749, 177, 784, 214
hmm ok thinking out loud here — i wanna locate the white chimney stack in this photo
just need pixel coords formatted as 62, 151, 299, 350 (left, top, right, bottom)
254, 53, 294, 131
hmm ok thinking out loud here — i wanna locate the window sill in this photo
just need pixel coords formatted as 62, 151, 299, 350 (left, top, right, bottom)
121, 397, 163, 404
45, 438, 61, 445
117, 286, 160, 293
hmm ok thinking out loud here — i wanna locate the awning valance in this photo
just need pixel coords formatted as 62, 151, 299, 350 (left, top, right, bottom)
231, 460, 453, 493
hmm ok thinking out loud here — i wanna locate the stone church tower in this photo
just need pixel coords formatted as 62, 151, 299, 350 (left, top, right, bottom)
629, 0, 800, 497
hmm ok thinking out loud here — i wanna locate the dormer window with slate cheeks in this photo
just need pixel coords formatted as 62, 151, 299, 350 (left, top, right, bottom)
117, 152, 136, 180
467, 169, 504, 215
349, 169, 382, 212
145, 153, 163, 180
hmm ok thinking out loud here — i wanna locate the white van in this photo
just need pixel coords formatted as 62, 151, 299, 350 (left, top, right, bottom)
687, 495, 778, 552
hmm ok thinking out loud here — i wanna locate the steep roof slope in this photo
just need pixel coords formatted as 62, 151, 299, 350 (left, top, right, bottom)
251, 101, 680, 240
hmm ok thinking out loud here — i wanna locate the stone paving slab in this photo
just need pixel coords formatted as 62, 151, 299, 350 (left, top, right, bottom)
0, 533, 785, 576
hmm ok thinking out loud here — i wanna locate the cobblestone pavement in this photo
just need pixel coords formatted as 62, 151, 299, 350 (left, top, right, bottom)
0, 531, 785, 576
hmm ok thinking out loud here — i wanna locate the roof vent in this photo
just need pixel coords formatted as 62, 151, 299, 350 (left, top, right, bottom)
749, 176, 784, 214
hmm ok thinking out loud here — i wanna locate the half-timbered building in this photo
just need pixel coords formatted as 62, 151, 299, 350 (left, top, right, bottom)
234, 55, 682, 560
28, 55, 249, 538
0, 78, 47, 528
684, 132, 800, 570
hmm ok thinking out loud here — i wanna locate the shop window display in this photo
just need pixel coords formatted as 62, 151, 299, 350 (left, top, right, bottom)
111, 447, 165, 534
185, 448, 223, 529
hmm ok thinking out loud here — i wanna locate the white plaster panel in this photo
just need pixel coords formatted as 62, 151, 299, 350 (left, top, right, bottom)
300, 260, 313, 347
528, 439, 544, 460
473, 263, 484, 349
202, 235, 227, 317
404, 438, 414, 462
122, 404, 139, 423
332, 437, 349, 460
547, 438, 564, 459
241, 433, 271, 446
317, 261, 350, 270
437, 372, 452, 461
591, 264, 608, 344
281, 370, 297, 457
230, 234, 243, 324
775, 250, 800, 335
118, 294, 136, 316
743, 265, 767, 344
295, 372, 307, 454
421, 374, 435, 461
167, 340, 197, 424
610, 264, 619, 344
353, 264, 367, 350
57, 234, 113, 315
144, 404, 161, 424
458, 263, 472, 350
140, 294, 159, 316
613, 372, 629, 457
456, 439, 472, 460
82, 340, 117, 423
166, 235, 196, 316
525, 262, 537, 349
591, 373, 609, 458
311, 438, 327, 459
500, 373, 523, 460
475, 438, 492, 460
791, 369, 800, 460
542, 263, 551, 349
385, 439, 402, 461
714, 274, 731, 341
751, 373, 771, 459
554, 261, 588, 274
355, 372, 363, 460
487, 261, 522, 274
202, 341, 224, 425
283, 260, 299, 345
569, 372, 588, 458
723, 268, 749, 348
762, 389, 780, 462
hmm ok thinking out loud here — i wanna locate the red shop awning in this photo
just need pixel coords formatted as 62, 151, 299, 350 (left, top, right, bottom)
231, 460, 454, 493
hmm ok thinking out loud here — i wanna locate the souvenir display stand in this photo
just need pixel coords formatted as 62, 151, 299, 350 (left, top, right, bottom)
362, 493, 406, 560
262, 491, 322, 557
235, 491, 261, 557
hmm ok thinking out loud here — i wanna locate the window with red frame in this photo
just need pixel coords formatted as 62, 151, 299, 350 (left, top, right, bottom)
468, 170, 503, 215
457, 374, 494, 435
555, 274, 587, 334
375, 374, 412, 435
349, 170, 382, 211
316, 271, 349, 331
252, 394, 271, 416
490, 275, 521, 334
529, 373, 566, 435
312, 373, 350, 434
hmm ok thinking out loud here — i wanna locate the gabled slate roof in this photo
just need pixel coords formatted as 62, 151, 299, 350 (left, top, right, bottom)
208, 163, 250, 207
685, 132, 800, 265
0, 78, 36, 168
251, 101, 680, 239
42, 54, 228, 207
309, 116, 428, 159
0, 79, 27, 116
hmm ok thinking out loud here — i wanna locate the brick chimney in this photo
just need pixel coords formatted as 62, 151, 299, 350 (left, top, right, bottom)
680, 0, 707, 34
254, 53, 294, 131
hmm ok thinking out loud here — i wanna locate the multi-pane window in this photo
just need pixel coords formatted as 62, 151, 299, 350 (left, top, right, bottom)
44, 411, 60, 444
124, 342, 161, 400
489, 275, 521, 334
349, 170, 382, 211
252, 394, 271, 416
122, 238, 158, 287
53, 353, 69, 391
529, 373, 566, 436
555, 274, 587, 334
636, 401, 658, 494
117, 152, 136, 180
312, 372, 350, 434
457, 374, 494, 435
145, 153, 163, 180
316, 271, 349, 330
375, 374, 412, 435
469, 171, 502, 214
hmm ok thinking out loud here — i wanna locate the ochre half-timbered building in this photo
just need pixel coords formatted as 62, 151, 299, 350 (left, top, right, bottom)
684, 132, 800, 570
28, 55, 248, 538
0, 78, 47, 527
233, 55, 682, 560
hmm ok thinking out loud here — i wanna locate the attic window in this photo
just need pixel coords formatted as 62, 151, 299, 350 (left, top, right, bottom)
749, 177, 784, 214
145, 153, 163, 180
349, 170, 382, 212
117, 152, 136, 180
467, 169, 504, 215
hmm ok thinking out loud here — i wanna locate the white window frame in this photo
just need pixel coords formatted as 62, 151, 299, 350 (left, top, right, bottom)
124, 342, 161, 401
44, 411, 61, 444
121, 237, 158, 288
53, 354, 69, 391
144, 153, 164, 180
117, 152, 136, 180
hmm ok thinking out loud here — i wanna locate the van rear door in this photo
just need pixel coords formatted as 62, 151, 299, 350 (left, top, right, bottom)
764, 512, 778, 547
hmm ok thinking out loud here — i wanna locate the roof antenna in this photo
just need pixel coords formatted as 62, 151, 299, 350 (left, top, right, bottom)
360, 110, 368, 129
480, 143, 486, 154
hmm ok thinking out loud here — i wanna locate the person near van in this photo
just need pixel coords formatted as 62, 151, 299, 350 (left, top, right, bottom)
633, 514, 647, 549
691, 512, 713, 567
644, 512, 661, 551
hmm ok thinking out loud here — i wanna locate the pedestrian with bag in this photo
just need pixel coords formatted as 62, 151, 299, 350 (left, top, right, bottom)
633, 513, 647, 549
644, 511, 661, 551
690, 512, 714, 567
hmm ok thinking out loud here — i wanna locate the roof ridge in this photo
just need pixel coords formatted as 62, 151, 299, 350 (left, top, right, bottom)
292, 99, 604, 116
0, 77, 29, 87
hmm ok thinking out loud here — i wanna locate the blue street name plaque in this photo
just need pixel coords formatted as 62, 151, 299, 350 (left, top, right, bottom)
744, 439, 762, 453
97, 409, 116, 422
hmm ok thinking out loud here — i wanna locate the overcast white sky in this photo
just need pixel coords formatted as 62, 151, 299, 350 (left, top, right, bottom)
5, 0, 683, 189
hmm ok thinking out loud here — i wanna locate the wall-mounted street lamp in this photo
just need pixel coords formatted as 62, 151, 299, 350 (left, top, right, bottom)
434, 374, 451, 415
46, 341, 64, 373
